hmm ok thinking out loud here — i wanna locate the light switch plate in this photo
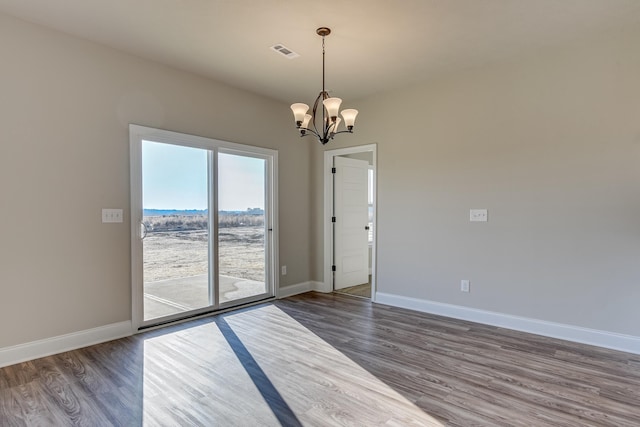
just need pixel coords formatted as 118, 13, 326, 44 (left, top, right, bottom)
470, 209, 488, 222
102, 208, 123, 223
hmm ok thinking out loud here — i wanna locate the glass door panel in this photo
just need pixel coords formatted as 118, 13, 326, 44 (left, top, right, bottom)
217, 152, 267, 304
142, 140, 211, 321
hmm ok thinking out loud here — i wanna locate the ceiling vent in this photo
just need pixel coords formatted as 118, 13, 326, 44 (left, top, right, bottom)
270, 44, 299, 59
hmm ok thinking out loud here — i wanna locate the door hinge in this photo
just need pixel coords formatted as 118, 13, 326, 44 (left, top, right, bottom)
332, 217, 336, 223
331, 167, 336, 174
332, 265, 336, 272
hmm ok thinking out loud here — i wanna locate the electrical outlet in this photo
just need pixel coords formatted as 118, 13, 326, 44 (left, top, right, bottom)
281, 265, 287, 276
461, 280, 470, 293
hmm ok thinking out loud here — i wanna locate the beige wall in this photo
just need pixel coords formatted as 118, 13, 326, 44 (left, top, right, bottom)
0, 13, 310, 348
313, 27, 640, 336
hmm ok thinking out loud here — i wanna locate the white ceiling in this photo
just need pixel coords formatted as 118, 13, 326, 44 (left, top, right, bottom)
1, 0, 640, 104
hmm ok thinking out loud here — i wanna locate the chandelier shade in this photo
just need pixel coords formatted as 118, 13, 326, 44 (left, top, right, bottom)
290, 103, 309, 126
322, 98, 342, 120
290, 27, 358, 145
340, 109, 358, 130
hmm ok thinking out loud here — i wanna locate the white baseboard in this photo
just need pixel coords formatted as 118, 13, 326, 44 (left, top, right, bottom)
277, 281, 323, 298
310, 281, 328, 293
0, 321, 133, 368
375, 292, 640, 355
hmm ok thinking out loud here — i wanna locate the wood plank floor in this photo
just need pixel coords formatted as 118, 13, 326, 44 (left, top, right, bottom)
1, 292, 639, 426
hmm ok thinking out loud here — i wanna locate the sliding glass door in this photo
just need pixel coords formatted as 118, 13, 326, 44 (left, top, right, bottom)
130, 126, 277, 329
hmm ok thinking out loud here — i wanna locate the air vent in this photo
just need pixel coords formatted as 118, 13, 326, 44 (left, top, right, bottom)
270, 44, 300, 59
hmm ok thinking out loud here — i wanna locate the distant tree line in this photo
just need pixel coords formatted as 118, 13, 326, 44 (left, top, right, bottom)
144, 212, 264, 232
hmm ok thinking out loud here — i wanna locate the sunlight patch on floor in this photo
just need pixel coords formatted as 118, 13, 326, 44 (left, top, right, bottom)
140, 304, 444, 425
225, 305, 445, 426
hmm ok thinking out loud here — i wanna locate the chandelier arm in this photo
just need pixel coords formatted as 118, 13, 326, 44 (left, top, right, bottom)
311, 94, 322, 138
311, 91, 331, 141
300, 128, 321, 139
330, 130, 354, 136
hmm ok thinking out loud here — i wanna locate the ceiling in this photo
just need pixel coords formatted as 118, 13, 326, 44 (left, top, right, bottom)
1, 0, 640, 104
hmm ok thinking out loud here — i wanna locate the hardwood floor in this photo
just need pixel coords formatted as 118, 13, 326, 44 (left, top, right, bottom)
1, 292, 639, 426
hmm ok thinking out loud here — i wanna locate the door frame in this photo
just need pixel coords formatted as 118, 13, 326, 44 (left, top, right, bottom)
129, 124, 279, 331
323, 144, 377, 300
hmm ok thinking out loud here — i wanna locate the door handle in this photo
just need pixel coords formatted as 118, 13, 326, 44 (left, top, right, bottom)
140, 222, 148, 240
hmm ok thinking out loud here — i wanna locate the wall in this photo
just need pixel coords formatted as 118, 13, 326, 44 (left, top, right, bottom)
312, 26, 640, 338
0, 13, 310, 349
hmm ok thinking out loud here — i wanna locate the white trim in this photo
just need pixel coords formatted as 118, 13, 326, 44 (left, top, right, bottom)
129, 132, 143, 329
323, 144, 377, 301
375, 293, 640, 355
129, 124, 279, 156
277, 281, 323, 298
0, 321, 133, 368
270, 151, 280, 304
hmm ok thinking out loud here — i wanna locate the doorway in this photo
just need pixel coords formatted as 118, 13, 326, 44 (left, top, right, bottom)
323, 144, 377, 300
130, 125, 278, 330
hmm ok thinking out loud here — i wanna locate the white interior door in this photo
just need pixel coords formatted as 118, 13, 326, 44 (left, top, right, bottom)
334, 156, 369, 289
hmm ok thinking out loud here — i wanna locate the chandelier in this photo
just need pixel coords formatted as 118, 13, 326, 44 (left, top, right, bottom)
290, 27, 358, 145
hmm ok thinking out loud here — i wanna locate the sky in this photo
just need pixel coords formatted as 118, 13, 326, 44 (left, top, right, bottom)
142, 140, 265, 211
